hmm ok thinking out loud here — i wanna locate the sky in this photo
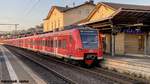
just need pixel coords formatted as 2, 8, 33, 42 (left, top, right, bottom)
0, 0, 150, 32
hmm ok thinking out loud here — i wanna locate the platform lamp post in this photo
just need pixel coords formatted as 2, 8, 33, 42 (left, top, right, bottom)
14, 24, 19, 34
14, 24, 19, 37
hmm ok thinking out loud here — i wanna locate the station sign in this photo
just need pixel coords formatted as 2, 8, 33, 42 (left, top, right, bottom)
123, 29, 144, 34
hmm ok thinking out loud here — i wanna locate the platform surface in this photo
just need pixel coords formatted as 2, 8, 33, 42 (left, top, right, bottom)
103, 54, 150, 80
105, 54, 150, 65
0, 45, 46, 84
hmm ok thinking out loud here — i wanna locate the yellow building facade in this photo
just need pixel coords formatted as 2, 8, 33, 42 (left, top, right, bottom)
44, 6, 64, 32
43, 2, 95, 32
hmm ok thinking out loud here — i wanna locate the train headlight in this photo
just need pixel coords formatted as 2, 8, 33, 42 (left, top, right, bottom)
86, 54, 96, 60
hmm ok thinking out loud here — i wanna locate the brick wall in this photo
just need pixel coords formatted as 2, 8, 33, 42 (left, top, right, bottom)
115, 33, 125, 55
147, 34, 150, 55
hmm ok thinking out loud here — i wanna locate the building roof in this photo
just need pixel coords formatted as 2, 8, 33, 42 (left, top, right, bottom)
101, 2, 150, 11
44, 1, 95, 20
44, 6, 69, 20
62, 1, 95, 12
54, 6, 70, 12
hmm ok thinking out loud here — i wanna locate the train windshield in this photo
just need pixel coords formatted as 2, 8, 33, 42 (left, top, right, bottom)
80, 30, 98, 49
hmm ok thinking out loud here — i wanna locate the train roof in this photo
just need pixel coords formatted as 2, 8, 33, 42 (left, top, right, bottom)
5, 26, 97, 41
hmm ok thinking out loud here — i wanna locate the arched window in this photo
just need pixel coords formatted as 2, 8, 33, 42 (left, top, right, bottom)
58, 20, 60, 28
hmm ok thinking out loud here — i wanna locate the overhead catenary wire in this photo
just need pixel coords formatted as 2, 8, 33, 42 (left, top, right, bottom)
25, 0, 41, 16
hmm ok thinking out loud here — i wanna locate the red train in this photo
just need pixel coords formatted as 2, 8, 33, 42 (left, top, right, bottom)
4, 26, 103, 66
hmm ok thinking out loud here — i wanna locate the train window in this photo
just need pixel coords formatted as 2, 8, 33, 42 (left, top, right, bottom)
36, 40, 38, 45
49, 40, 50, 47
33, 40, 35, 45
80, 30, 98, 49
35, 40, 37, 45
38, 40, 39, 45
47, 40, 49, 47
42, 40, 43, 46
35, 40, 36, 45
39, 40, 41, 45
48, 40, 50, 47
42, 40, 44, 46
61, 40, 63, 48
50, 40, 53, 47
45, 40, 47, 46
62, 40, 66, 48
39, 40, 41, 46
31, 40, 33, 45
58, 40, 61, 48
46, 40, 48, 46
54, 40, 56, 47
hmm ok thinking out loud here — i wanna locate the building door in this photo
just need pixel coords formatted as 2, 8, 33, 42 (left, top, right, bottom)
104, 34, 111, 54
125, 34, 144, 55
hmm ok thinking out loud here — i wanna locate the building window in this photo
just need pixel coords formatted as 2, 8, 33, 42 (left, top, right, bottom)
47, 22, 49, 29
51, 22, 53, 29
55, 21, 57, 28
58, 20, 60, 28
138, 35, 144, 50
78, 10, 81, 14
54, 21, 56, 28
86, 9, 90, 14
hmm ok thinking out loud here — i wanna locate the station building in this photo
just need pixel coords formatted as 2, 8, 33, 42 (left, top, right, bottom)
43, 1, 95, 32
79, 2, 150, 56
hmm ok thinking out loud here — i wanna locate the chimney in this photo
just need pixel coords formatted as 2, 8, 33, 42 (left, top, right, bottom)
85, 0, 94, 4
89, 0, 94, 4
66, 5, 69, 8
73, 2, 75, 7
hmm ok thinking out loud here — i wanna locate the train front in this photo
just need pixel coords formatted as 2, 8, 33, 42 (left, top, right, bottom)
75, 29, 103, 67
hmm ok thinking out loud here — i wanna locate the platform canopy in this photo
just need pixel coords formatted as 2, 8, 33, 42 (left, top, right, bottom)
112, 8, 150, 25
80, 2, 150, 30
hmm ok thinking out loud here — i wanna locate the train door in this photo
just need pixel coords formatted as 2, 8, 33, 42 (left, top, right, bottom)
68, 35, 74, 57
58, 35, 68, 58
27, 38, 29, 48
45, 37, 49, 52
37, 38, 40, 50
54, 36, 58, 55
30, 38, 33, 49
34, 37, 38, 50
42, 37, 46, 51
33, 37, 35, 50
39, 37, 42, 50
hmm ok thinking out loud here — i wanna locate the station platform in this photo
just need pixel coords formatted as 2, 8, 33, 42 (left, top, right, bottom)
102, 54, 150, 80
0, 46, 46, 84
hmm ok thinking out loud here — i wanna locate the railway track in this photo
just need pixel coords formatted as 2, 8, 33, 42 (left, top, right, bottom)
6, 46, 76, 84
5, 45, 149, 84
